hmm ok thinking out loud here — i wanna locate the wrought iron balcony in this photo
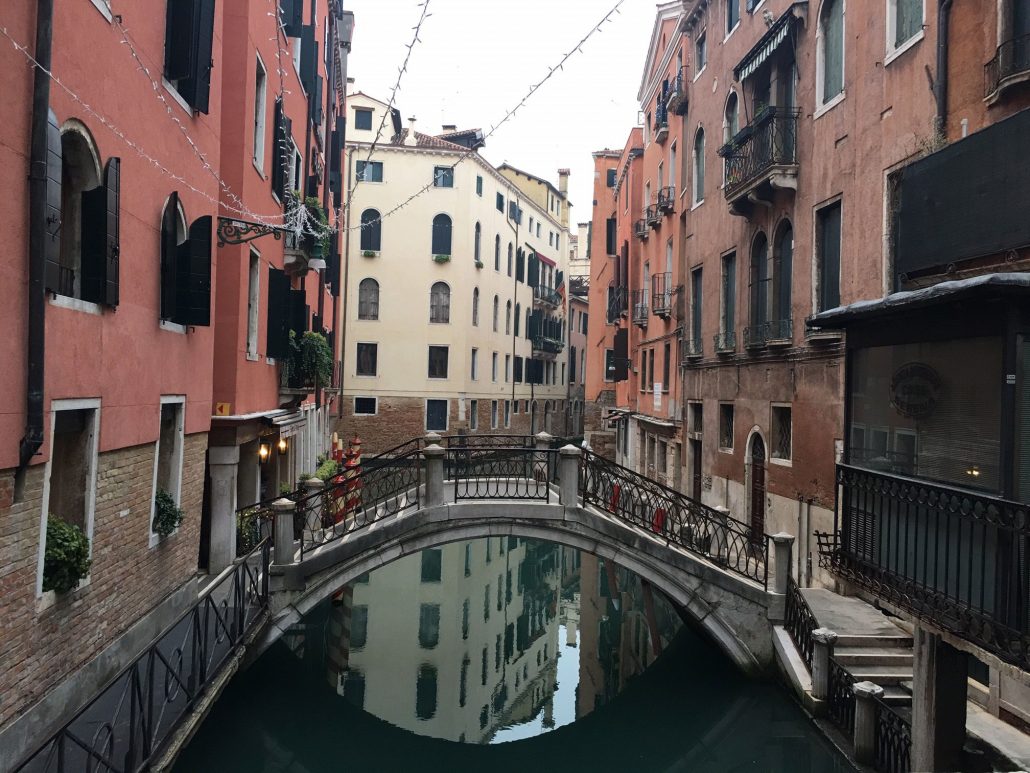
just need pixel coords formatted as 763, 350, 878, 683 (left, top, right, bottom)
651, 272, 673, 317
657, 186, 675, 213
533, 284, 561, 308
532, 335, 564, 356
606, 283, 628, 323
634, 218, 649, 240
631, 289, 649, 326
645, 204, 662, 228
666, 67, 688, 115
654, 104, 669, 143
985, 34, 1030, 101
720, 107, 800, 207
713, 330, 736, 353
820, 463, 1030, 669
743, 318, 792, 348
681, 335, 702, 363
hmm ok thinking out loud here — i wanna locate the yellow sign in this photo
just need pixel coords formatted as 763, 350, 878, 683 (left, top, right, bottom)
214, 402, 232, 416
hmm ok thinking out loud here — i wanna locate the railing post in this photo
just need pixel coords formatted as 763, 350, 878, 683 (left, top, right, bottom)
424, 432, 442, 446
713, 506, 730, 562
770, 532, 795, 595
424, 444, 445, 507
811, 628, 838, 701
559, 445, 581, 506
301, 477, 324, 535
271, 497, 297, 566
852, 681, 884, 765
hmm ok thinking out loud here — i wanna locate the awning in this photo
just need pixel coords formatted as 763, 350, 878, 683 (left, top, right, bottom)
807, 273, 1030, 330
536, 251, 556, 268
637, 415, 678, 429
734, 3, 807, 82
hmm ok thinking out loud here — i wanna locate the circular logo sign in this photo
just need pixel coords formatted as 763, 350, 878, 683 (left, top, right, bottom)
890, 363, 941, 419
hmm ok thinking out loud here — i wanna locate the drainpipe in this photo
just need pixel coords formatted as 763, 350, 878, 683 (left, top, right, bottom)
18, 0, 55, 491
796, 494, 804, 583
805, 498, 814, 586
934, 0, 953, 137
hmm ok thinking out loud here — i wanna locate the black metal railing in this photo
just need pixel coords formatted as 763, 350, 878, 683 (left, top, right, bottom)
826, 463, 1030, 668
533, 284, 562, 307
607, 283, 628, 322
654, 103, 669, 138
785, 574, 816, 668
657, 185, 675, 212
532, 335, 564, 355
714, 330, 736, 353
579, 450, 770, 586
875, 696, 912, 773
721, 107, 800, 201
682, 335, 702, 362
631, 290, 649, 325
743, 318, 792, 348
448, 446, 557, 502
15, 539, 270, 773
667, 67, 688, 114
645, 204, 662, 227
634, 219, 649, 239
827, 656, 856, 733
651, 272, 673, 316
985, 33, 1030, 98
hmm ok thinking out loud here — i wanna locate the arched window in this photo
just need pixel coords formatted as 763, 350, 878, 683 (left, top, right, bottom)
160, 193, 187, 320
492, 295, 499, 332
723, 93, 739, 182
430, 281, 450, 323
514, 303, 521, 336
819, 0, 845, 105
431, 214, 452, 256
59, 124, 102, 300
750, 232, 769, 331
773, 221, 793, 325
494, 234, 501, 271
505, 300, 512, 334
693, 128, 705, 204
474, 222, 482, 264
525, 308, 531, 339
358, 278, 380, 320
507, 243, 513, 276
472, 287, 480, 326
360, 208, 381, 252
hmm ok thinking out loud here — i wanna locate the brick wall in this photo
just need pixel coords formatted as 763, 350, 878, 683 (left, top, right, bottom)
0, 433, 206, 730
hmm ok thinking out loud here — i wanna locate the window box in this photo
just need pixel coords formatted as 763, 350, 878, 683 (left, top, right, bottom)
362, 250, 379, 258
433, 254, 451, 264
475, 260, 484, 269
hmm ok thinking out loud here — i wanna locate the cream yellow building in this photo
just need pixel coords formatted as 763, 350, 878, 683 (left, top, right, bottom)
339, 94, 572, 451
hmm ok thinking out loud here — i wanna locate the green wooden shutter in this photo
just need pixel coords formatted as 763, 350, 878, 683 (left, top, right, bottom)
43, 110, 62, 294
160, 192, 180, 320
182, 216, 212, 326
266, 267, 290, 358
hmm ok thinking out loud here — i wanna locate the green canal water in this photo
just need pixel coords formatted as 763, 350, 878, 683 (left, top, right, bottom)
175, 537, 851, 772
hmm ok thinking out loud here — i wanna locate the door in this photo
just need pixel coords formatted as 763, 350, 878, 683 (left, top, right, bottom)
750, 435, 766, 540
690, 439, 702, 502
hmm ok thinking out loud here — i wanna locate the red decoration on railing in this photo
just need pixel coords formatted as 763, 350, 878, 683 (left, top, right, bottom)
610, 484, 621, 511
652, 507, 666, 533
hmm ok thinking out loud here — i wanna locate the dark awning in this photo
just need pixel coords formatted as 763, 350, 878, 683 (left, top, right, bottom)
807, 273, 1030, 330
734, 3, 807, 82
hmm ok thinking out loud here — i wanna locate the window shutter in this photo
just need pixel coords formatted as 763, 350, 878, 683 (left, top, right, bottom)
327, 238, 340, 297
185, 0, 215, 114
309, 74, 324, 126
527, 311, 540, 340
266, 267, 290, 358
44, 110, 62, 294
161, 192, 180, 320
515, 249, 525, 282
329, 127, 343, 207
103, 159, 121, 306
300, 25, 317, 94
180, 216, 212, 326
527, 253, 539, 288
613, 328, 629, 381
289, 288, 308, 336
164, 0, 193, 81
80, 185, 106, 303
166, 0, 216, 113
271, 99, 285, 199
280, 0, 303, 37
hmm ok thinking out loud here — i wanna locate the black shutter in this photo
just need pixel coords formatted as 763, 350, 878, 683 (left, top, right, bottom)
527, 253, 539, 288
300, 25, 317, 94
289, 288, 308, 335
527, 310, 540, 340
44, 109, 62, 294
180, 216, 212, 326
266, 267, 290, 358
80, 187, 105, 303
161, 192, 180, 320
309, 74, 324, 125
280, 0, 303, 37
103, 159, 121, 306
327, 238, 340, 297
166, 0, 215, 114
329, 127, 343, 208
515, 249, 525, 282
613, 328, 629, 381
271, 99, 285, 199
605, 217, 617, 256
164, 0, 193, 80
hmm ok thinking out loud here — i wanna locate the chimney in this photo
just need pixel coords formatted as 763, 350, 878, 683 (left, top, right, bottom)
441, 124, 457, 132
405, 116, 418, 147
558, 168, 570, 196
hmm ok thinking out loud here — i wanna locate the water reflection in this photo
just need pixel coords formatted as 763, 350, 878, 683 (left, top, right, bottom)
176, 537, 851, 772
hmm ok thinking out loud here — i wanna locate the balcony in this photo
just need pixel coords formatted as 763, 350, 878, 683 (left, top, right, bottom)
645, 204, 662, 228
533, 284, 561, 308
531, 335, 564, 357
719, 107, 800, 212
657, 186, 675, 214
985, 33, 1030, 102
654, 104, 669, 143
634, 219, 649, 240
713, 330, 736, 354
606, 283, 628, 323
821, 464, 1030, 669
681, 336, 702, 364
666, 67, 688, 115
650, 272, 673, 317
631, 289, 649, 327
743, 318, 793, 348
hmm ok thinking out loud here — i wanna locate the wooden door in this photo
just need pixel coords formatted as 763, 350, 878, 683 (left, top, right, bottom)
750, 435, 766, 540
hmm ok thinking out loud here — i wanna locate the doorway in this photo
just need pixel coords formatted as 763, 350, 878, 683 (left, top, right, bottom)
689, 439, 702, 502
749, 434, 766, 541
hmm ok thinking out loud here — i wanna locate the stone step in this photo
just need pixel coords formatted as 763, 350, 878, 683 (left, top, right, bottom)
833, 647, 914, 667
848, 665, 915, 685
834, 634, 912, 648
880, 685, 913, 707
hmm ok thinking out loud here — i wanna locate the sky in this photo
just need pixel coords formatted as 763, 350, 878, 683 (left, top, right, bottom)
343, 0, 658, 226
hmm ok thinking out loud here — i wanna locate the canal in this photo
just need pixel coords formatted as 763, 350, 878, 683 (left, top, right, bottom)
176, 537, 851, 772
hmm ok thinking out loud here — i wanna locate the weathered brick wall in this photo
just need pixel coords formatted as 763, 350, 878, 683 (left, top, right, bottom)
0, 433, 206, 730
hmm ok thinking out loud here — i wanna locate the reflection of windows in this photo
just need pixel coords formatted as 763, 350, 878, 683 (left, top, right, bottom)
462, 599, 470, 639
495, 633, 501, 670
351, 605, 368, 648
480, 705, 488, 729
416, 664, 438, 719
342, 669, 365, 709
481, 648, 488, 686
420, 548, 442, 582
459, 656, 469, 707
464, 544, 472, 576
418, 604, 440, 648
484, 584, 490, 621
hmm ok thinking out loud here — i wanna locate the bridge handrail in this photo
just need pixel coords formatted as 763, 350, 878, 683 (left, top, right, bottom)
579, 449, 770, 587
446, 446, 559, 502
14, 538, 270, 773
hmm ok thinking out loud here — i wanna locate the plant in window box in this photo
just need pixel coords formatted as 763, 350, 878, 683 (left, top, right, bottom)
303, 196, 330, 260
362, 250, 378, 258
43, 516, 92, 594
153, 489, 185, 537
474, 260, 484, 269
297, 330, 333, 387
433, 254, 451, 264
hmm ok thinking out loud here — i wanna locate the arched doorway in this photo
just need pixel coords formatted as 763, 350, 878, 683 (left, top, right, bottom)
748, 434, 766, 541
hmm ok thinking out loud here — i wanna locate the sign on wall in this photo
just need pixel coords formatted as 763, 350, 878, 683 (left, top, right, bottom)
890, 363, 941, 419
653, 382, 662, 410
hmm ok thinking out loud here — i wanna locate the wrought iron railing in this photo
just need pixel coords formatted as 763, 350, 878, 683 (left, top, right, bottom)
15, 539, 270, 773
654, 103, 669, 137
579, 450, 770, 586
667, 67, 688, 114
645, 204, 662, 227
657, 185, 675, 212
447, 446, 558, 502
533, 284, 561, 307
985, 33, 1030, 98
875, 696, 912, 773
785, 574, 816, 669
721, 107, 800, 201
682, 335, 702, 362
713, 330, 736, 353
532, 335, 564, 355
651, 272, 673, 316
827, 656, 856, 733
743, 318, 792, 348
634, 219, 649, 239
607, 283, 628, 322
631, 290, 649, 325
826, 463, 1030, 668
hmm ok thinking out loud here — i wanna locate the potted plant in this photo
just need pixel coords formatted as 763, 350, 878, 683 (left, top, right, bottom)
153, 489, 185, 537
297, 331, 333, 387
433, 254, 451, 264
474, 260, 484, 269
43, 516, 91, 593
362, 250, 378, 258
302, 196, 330, 260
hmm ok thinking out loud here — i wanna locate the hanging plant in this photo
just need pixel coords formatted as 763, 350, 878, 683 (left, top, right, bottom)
43, 516, 91, 594
297, 331, 333, 387
433, 254, 451, 264
153, 489, 185, 537
304, 196, 330, 260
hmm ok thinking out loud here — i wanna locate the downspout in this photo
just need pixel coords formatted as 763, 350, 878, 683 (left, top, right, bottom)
18, 0, 55, 493
796, 494, 804, 584
316, 5, 336, 413
935, 0, 954, 137
338, 133, 353, 420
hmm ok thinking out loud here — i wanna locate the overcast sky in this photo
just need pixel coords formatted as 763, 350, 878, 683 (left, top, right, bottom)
344, 0, 657, 226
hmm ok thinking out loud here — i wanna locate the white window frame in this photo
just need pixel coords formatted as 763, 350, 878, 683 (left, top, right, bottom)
36, 398, 101, 600
253, 54, 268, 173
471, 348, 479, 381
770, 402, 793, 467
149, 395, 187, 547
884, 0, 925, 65
353, 396, 378, 416
693, 28, 708, 81
246, 248, 261, 360
814, 0, 847, 118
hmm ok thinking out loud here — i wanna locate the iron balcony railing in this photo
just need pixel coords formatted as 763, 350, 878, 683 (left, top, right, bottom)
666, 67, 688, 115
606, 283, 628, 323
631, 289, 649, 325
651, 272, 673, 316
532, 335, 564, 354
654, 103, 669, 141
657, 185, 675, 213
634, 218, 649, 240
720, 107, 800, 202
713, 330, 736, 353
743, 318, 792, 348
645, 204, 662, 227
682, 335, 702, 362
821, 463, 1030, 669
533, 284, 561, 307
985, 33, 1030, 98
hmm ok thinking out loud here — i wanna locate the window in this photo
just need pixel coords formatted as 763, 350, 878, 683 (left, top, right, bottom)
663, 343, 671, 391
433, 166, 454, 187
514, 303, 521, 336
606, 168, 617, 187
888, 0, 923, 52
351, 605, 368, 648
152, 398, 185, 538
474, 222, 482, 264
253, 57, 267, 169
750, 232, 770, 329
819, 0, 845, 105
431, 214, 452, 256
504, 400, 511, 428
246, 251, 260, 357
428, 346, 449, 378
470, 399, 478, 430
356, 343, 378, 376
693, 128, 705, 204
354, 108, 373, 130
426, 399, 448, 431
816, 201, 842, 311
359, 209, 382, 255
164, 0, 216, 112
604, 349, 615, 381
491, 400, 498, 429
525, 308, 531, 339
472, 287, 480, 326
494, 235, 501, 271
691, 267, 703, 349
429, 282, 450, 324
723, 93, 739, 178
492, 296, 499, 332
471, 348, 479, 380
476, 175, 483, 196
773, 221, 793, 324
416, 664, 438, 720
354, 397, 377, 415
727, 0, 739, 33
695, 29, 707, 75
358, 278, 380, 320
719, 403, 735, 450
605, 218, 617, 256
529, 216, 535, 231
721, 252, 736, 336
492, 352, 498, 381
507, 243, 514, 277
356, 161, 383, 182
496, 192, 504, 212
772, 406, 792, 460
505, 301, 512, 335
421, 548, 442, 582
505, 355, 511, 383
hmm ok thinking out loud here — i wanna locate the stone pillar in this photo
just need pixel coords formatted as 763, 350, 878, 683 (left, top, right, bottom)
302, 477, 324, 534
770, 532, 795, 595
559, 445, 581, 506
237, 443, 261, 509
424, 432, 442, 446
272, 497, 297, 566
911, 626, 968, 772
712, 505, 730, 562
424, 444, 445, 507
811, 628, 838, 701
852, 681, 884, 764
208, 445, 240, 573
